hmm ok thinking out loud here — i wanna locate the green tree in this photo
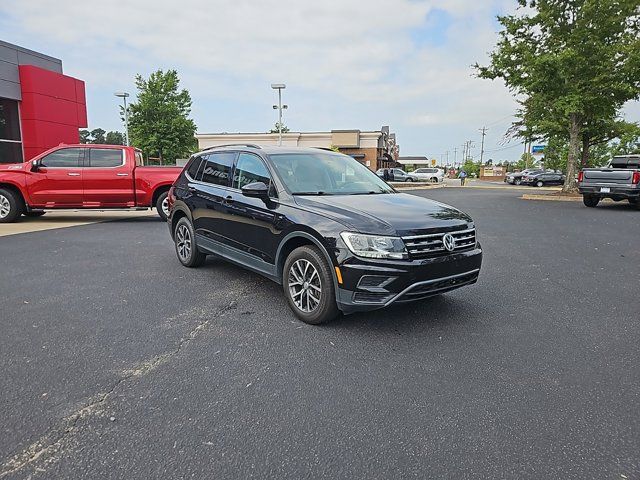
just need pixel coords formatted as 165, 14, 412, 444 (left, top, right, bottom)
128, 69, 197, 163
90, 128, 106, 144
270, 122, 290, 134
79, 129, 91, 143
477, 0, 640, 192
105, 131, 125, 145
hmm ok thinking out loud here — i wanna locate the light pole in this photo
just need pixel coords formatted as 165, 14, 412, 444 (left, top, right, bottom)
271, 83, 287, 146
114, 92, 130, 146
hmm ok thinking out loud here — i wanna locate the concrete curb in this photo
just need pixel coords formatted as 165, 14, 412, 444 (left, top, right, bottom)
521, 194, 582, 202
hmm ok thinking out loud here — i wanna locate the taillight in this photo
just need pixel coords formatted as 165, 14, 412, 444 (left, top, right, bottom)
577, 171, 584, 182
633, 172, 640, 185
168, 186, 176, 208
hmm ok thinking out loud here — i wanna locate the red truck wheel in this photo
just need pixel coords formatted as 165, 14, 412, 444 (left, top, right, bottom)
0, 188, 23, 223
156, 191, 169, 221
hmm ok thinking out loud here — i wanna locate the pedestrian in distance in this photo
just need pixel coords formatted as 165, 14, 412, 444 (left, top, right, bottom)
383, 168, 390, 181
459, 169, 468, 186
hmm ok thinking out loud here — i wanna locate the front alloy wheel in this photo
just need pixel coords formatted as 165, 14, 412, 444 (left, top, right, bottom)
283, 245, 339, 325
288, 259, 322, 313
536, 180, 544, 187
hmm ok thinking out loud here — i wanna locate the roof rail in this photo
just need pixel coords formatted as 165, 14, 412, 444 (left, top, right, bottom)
201, 143, 262, 151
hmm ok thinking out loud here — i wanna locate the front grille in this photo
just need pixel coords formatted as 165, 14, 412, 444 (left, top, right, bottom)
402, 228, 476, 259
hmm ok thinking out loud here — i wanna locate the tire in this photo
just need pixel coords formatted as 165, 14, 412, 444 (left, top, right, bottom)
156, 191, 169, 221
515, 179, 521, 185
283, 245, 339, 325
431, 177, 438, 183
174, 217, 206, 267
24, 210, 46, 217
405, 178, 414, 182
583, 195, 600, 208
536, 180, 544, 187
0, 188, 23, 223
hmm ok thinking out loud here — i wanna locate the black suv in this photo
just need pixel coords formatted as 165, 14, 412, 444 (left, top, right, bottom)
167, 145, 482, 324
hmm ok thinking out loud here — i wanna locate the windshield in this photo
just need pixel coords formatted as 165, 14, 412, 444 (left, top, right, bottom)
269, 152, 394, 195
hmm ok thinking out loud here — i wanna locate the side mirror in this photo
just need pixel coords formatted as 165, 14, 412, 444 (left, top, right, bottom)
30, 159, 41, 172
241, 181, 269, 199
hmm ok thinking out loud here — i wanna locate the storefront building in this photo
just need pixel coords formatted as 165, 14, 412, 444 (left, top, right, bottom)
0, 40, 87, 164
196, 126, 400, 171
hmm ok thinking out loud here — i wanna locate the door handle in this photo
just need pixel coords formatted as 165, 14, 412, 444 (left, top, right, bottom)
116, 173, 129, 176
67, 172, 80, 176
224, 195, 234, 204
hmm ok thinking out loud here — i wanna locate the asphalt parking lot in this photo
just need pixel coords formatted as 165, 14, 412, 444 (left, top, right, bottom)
1, 188, 639, 479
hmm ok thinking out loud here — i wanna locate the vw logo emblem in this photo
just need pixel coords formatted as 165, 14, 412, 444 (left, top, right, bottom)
442, 233, 456, 252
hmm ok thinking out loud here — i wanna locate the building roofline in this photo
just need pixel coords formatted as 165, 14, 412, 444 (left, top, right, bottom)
0, 39, 62, 65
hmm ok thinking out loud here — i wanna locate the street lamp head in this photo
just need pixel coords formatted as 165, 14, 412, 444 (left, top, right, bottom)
273, 105, 278, 109
114, 91, 130, 98
271, 83, 286, 90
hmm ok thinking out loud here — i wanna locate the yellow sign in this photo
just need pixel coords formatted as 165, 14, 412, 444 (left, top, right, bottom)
431, 158, 437, 167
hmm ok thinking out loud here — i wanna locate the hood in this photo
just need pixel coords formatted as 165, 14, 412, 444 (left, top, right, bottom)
294, 192, 472, 237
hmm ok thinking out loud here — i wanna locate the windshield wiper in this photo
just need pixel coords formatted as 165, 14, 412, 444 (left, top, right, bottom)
292, 191, 328, 196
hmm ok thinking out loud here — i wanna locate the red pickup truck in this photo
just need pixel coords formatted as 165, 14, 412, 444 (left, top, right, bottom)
0, 144, 182, 223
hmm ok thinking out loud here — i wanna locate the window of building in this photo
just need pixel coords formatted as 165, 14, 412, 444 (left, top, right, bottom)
88, 149, 124, 167
233, 153, 271, 190
200, 152, 235, 186
0, 98, 23, 164
40, 148, 83, 168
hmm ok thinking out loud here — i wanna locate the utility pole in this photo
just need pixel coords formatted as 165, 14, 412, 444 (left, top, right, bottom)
445, 150, 449, 165
479, 127, 487, 164
453, 147, 458, 167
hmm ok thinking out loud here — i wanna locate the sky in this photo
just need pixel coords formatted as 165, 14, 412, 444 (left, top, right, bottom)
1, 0, 638, 162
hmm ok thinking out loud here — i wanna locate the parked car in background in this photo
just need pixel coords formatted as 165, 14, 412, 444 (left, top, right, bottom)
376, 168, 419, 182
169, 146, 482, 324
412, 167, 445, 183
521, 171, 566, 187
0, 144, 181, 223
504, 169, 543, 185
578, 155, 640, 208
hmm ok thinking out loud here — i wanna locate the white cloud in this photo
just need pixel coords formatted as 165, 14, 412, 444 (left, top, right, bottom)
1, 0, 635, 156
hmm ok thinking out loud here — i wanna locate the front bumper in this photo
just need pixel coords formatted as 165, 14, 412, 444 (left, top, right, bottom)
335, 246, 482, 314
578, 185, 640, 199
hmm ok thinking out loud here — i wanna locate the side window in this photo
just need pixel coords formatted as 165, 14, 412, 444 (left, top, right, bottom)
40, 148, 83, 168
88, 149, 124, 167
200, 152, 235, 186
233, 153, 271, 190
135, 151, 145, 166
186, 156, 204, 180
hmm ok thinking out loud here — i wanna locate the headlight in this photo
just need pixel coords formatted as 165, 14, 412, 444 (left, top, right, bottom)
340, 232, 408, 260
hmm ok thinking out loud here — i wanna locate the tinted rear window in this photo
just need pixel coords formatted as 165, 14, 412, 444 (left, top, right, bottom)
186, 157, 203, 179
89, 149, 123, 167
200, 152, 235, 186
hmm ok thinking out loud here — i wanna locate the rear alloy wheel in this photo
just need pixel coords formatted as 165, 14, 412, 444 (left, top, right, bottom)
156, 191, 170, 221
283, 245, 339, 325
0, 188, 23, 223
174, 217, 206, 267
515, 179, 521, 185
431, 177, 438, 183
583, 195, 600, 208
536, 180, 544, 187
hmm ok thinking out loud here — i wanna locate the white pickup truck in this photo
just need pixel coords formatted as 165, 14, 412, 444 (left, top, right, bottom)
578, 155, 640, 209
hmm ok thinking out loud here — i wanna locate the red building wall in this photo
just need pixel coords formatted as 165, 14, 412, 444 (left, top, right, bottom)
18, 65, 87, 161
